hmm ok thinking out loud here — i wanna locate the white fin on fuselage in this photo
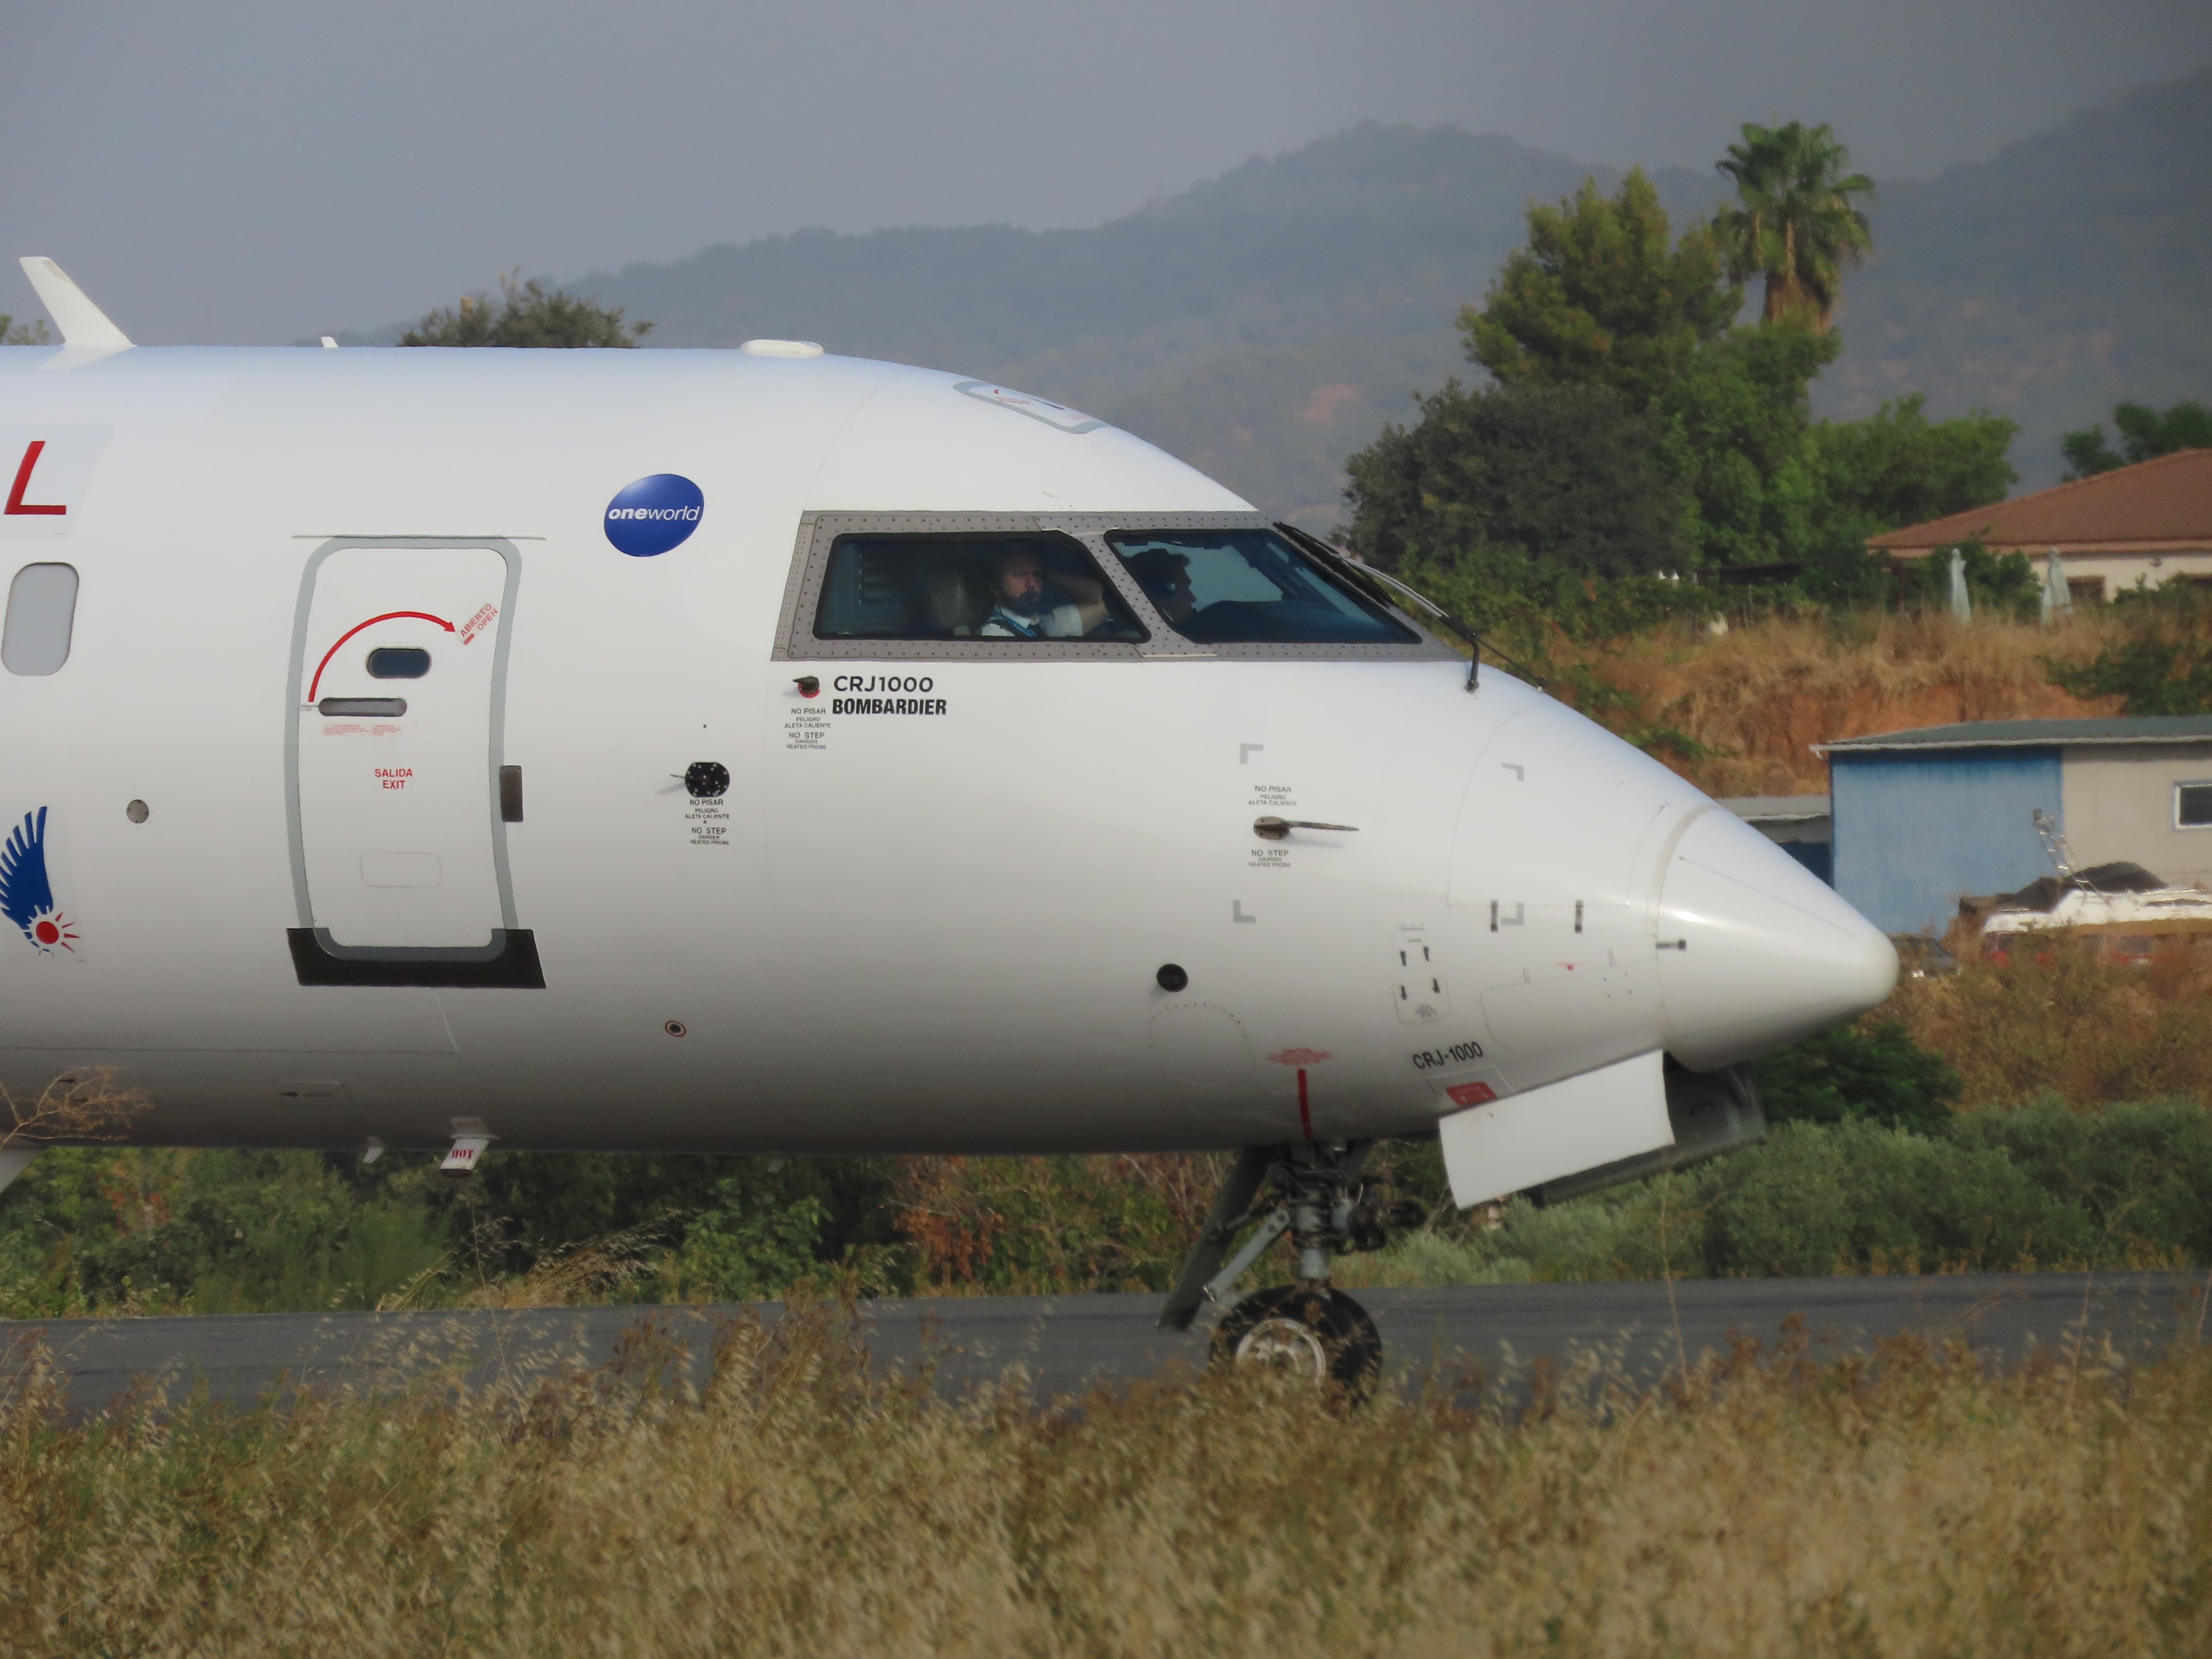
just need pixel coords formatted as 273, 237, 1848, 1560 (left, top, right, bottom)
16, 257, 132, 348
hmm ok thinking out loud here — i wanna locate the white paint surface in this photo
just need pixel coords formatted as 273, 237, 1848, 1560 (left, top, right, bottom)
1439, 1049, 1671, 1209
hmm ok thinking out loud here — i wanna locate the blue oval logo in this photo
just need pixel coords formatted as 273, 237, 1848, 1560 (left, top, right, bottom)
603, 473, 704, 557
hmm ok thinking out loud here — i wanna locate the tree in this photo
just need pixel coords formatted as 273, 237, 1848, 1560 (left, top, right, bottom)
1343, 379, 1690, 587
0, 314, 54, 346
1364, 126, 2005, 608
399, 273, 650, 348
1711, 121, 1875, 332
2059, 399, 2212, 479
1459, 170, 1740, 411
1654, 322, 1837, 568
1814, 394, 2018, 536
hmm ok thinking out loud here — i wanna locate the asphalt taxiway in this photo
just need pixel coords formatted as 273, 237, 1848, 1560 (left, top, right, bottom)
6, 1271, 2202, 1416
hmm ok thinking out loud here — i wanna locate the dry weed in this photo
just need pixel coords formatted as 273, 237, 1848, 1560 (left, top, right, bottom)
1889, 937, 2212, 1109
1555, 611, 2124, 795
894, 1152, 1232, 1294
0, 1306, 2205, 1656
0, 1067, 150, 1154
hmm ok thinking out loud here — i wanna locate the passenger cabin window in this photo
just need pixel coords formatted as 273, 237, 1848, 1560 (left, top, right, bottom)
1106, 530, 1419, 645
815, 534, 1146, 642
1, 563, 79, 676
2179, 783, 2212, 829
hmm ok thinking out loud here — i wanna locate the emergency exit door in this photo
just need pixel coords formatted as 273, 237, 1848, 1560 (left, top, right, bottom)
290, 543, 517, 955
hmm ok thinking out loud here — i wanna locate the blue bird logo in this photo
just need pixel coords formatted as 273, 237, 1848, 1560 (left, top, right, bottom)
0, 808, 76, 953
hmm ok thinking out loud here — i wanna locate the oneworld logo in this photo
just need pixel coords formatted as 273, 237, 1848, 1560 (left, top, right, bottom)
603, 474, 705, 557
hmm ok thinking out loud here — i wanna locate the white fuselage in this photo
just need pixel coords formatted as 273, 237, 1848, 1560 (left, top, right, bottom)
0, 344, 1896, 1160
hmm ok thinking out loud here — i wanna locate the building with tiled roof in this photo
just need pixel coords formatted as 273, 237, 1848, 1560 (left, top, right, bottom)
1867, 448, 2212, 603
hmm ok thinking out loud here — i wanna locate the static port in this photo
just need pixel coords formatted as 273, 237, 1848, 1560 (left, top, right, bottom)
664, 1020, 688, 1037
125, 799, 149, 823
1156, 963, 1189, 992
684, 761, 730, 799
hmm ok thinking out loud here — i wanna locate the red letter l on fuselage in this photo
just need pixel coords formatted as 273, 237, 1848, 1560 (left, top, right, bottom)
4, 442, 66, 515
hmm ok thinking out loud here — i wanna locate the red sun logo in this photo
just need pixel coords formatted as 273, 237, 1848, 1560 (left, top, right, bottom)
28, 908, 76, 953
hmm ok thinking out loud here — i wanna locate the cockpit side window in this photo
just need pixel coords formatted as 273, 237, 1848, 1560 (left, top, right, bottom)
1106, 529, 1419, 645
814, 533, 1148, 643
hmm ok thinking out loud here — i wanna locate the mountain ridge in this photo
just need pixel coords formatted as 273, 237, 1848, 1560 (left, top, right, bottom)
342, 67, 2211, 528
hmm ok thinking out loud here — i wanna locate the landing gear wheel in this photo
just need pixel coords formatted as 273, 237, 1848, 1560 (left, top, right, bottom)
1212, 1285, 1382, 1401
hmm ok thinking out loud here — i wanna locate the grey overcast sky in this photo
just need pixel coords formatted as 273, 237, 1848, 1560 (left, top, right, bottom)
5, 0, 2210, 346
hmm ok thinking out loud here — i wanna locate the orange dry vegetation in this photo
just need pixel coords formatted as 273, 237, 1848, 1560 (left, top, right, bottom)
1555, 611, 2125, 797
1886, 938, 2212, 1110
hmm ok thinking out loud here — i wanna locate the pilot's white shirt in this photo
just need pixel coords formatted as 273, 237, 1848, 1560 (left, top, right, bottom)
979, 599, 1086, 639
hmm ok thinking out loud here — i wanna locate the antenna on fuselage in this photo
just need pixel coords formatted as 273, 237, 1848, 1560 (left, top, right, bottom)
15, 257, 132, 347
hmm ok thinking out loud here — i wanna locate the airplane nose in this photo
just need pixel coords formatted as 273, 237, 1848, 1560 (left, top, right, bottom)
1654, 808, 1898, 1070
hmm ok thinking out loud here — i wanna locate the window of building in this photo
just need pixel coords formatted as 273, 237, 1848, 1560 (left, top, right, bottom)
814, 534, 1145, 642
2065, 576, 2106, 605
1106, 528, 1419, 645
2178, 781, 2212, 830
1, 563, 78, 676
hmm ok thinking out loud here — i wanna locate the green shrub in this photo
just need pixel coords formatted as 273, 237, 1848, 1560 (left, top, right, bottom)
1946, 1098, 2212, 1262
1752, 1019, 1961, 1131
0, 1146, 904, 1316
1698, 1119, 2096, 1275
0, 1148, 451, 1315
2043, 580, 2212, 714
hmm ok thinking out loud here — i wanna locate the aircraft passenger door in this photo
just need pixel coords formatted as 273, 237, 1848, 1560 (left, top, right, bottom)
290, 544, 517, 953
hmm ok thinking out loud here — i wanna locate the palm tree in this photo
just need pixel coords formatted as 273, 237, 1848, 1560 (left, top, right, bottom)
1712, 122, 1874, 331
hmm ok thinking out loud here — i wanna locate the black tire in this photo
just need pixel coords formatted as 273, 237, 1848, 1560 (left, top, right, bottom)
1211, 1285, 1382, 1400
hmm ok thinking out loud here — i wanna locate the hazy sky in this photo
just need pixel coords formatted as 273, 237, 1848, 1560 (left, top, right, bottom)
6, 0, 2210, 346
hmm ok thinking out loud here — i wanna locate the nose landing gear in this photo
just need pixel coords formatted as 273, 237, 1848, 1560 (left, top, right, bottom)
1213, 1284, 1381, 1394
1160, 1141, 1423, 1398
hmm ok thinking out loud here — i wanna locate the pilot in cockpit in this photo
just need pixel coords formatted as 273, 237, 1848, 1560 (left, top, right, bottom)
978, 546, 1111, 639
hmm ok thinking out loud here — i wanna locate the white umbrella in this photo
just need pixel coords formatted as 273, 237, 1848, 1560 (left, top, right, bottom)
2040, 548, 2072, 624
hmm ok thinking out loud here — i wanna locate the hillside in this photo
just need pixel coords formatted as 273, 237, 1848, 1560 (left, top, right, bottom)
1820, 62, 2212, 489
557, 128, 1721, 529
1559, 611, 2123, 799
342, 67, 2210, 528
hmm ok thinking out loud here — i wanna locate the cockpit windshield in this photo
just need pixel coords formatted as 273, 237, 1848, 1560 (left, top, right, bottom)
1106, 529, 1420, 645
815, 534, 1148, 642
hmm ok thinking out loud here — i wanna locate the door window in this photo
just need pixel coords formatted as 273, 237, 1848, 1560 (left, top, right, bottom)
367, 646, 433, 678
2, 563, 78, 676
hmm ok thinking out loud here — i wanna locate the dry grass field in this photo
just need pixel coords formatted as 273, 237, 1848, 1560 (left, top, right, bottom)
1554, 611, 2125, 797
3, 1305, 2206, 1657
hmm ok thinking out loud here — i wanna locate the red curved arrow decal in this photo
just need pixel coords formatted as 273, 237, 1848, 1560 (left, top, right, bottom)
308, 611, 455, 701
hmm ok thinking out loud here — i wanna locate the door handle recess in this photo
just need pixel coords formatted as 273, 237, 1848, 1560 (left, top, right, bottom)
318, 697, 406, 717
499, 765, 523, 823
1253, 816, 1359, 841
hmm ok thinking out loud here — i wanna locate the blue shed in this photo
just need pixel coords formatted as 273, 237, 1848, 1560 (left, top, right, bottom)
1819, 716, 2212, 935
